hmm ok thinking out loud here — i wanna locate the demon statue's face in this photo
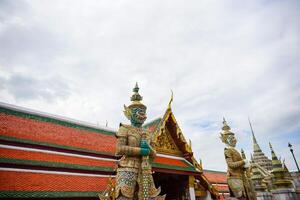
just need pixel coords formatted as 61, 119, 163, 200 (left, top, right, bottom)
227, 135, 237, 147
130, 107, 147, 127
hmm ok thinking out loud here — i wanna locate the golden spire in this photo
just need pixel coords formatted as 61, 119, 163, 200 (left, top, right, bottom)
269, 142, 279, 161
269, 142, 293, 188
248, 117, 257, 143
283, 160, 293, 180
248, 117, 263, 154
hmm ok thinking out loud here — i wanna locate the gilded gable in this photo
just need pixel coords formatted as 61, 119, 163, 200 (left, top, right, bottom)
154, 126, 182, 156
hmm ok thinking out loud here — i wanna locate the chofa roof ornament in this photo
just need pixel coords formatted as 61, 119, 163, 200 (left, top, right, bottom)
167, 90, 173, 110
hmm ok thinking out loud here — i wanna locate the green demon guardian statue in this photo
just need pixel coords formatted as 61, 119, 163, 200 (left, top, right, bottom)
220, 118, 256, 200
115, 83, 165, 200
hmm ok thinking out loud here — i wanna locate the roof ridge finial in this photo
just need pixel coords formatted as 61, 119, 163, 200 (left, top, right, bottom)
167, 90, 173, 110
199, 158, 203, 169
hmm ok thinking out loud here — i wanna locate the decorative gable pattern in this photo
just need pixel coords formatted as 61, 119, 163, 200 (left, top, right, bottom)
149, 108, 193, 159
154, 126, 182, 156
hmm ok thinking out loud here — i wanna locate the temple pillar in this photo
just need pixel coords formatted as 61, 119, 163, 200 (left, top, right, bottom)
203, 191, 212, 200
189, 175, 196, 200
255, 192, 273, 200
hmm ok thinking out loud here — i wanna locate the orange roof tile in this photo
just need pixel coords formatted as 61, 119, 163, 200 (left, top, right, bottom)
214, 184, 229, 192
203, 170, 227, 184
0, 113, 116, 155
0, 170, 110, 191
0, 147, 116, 171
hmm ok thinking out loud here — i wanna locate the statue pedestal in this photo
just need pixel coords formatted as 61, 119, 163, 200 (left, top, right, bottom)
296, 189, 300, 200
272, 188, 298, 200
224, 197, 239, 200
256, 192, 273, 200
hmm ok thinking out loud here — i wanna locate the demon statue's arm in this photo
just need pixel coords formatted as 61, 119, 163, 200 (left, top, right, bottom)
116, 125, 141, 156
225, 148, 246, 169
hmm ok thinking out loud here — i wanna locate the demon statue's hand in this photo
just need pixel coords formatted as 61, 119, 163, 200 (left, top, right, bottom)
140, 139, 150, 156
140, 139, 150, 148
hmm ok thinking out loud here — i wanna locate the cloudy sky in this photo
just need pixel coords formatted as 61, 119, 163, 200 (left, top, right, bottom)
0, 0, 299, 171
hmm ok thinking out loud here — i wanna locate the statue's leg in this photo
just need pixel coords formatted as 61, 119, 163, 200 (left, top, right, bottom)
228, 178, 244, 198
116, 170, 138, 200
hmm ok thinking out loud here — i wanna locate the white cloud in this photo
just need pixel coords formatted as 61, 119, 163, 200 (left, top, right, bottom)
0, 0, 299, 171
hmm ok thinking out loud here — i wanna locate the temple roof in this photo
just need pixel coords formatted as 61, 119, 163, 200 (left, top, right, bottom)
203, 170, 227, 184
0, 102, 117, 133
0, 102, 201, 174
0, 102, 117, 157
144, 105, 196, 168
143, 101, 219, 197
0, 101, 219, 198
